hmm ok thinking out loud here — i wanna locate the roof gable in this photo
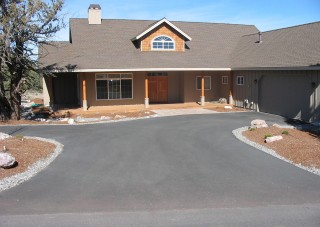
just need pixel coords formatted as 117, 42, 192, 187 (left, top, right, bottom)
132, 18, 192, 41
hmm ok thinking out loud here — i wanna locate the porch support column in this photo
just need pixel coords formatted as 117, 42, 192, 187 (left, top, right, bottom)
229, 72, 234, 105
82, 79, 88, 111
144, 76, 149, 108
200, 74, 205, 106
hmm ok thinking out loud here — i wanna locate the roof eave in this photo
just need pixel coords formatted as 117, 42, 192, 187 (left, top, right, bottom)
232, 66, 320, 71
133, 18, 192, 41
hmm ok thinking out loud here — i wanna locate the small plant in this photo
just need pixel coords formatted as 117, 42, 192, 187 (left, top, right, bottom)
249, 127, 256, 131
264, 134, 273, 139
15, 134, 24, 141
65, 111, 71, 118
282, 130, 289, 135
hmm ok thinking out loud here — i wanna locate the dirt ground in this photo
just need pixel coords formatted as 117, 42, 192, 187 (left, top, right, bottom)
0, 102, 245, 125
0, 137, 56, 180
243, 126, 320, 169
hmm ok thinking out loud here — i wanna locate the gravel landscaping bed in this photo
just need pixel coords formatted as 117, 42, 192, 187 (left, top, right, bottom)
0, 136, 63, 192
233, 126, 320, 176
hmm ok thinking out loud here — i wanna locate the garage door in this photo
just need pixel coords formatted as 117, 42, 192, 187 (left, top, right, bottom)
259, 73, 312, 121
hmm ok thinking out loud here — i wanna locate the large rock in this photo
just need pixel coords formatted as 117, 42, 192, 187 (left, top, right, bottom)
0, 152, 16, 168
100, 116, 111, 121
68, 118, 75, 125
251, 119, 268, 128
218, 98, 227, 104
265, 135, 283, 143
0, 132, 11, 140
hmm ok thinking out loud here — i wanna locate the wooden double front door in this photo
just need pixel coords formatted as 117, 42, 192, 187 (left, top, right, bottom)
148, 76, 168, 103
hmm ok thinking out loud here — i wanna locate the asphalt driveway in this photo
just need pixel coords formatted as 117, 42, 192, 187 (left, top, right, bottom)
0, 112, 320, 226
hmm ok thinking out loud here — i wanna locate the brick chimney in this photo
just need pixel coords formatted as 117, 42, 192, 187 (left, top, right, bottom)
88, 4, 101, 25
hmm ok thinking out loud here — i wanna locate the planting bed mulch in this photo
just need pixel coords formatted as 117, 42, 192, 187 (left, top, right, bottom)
66, 110, 155, 119
243, 126, 320, 168
0, 110, 156, 125
0, 137, 56, 180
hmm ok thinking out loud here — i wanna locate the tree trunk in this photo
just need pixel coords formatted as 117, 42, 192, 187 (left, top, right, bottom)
0, 71, 11, 121
9, 83, 21, 120
0, 95, 11, 121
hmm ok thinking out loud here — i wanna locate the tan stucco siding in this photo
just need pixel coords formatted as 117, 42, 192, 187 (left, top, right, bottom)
76, 71, 232, 107
44, 70, 232, 108
141, 24, 185, 52
168, 72, 183, 103
79, 72, 145, 107
182, 71, 230, 102
43, 76, 53, 106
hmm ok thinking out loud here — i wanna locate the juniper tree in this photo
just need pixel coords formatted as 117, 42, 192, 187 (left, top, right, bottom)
0, 0, 64, 120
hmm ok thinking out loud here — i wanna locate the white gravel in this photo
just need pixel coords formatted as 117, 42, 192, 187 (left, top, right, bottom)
0, 137, 64, 192
0, 132, 11, 140
232, 126, 320, 176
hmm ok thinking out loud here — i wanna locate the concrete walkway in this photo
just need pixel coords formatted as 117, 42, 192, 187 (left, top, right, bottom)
153, 108, 218, 116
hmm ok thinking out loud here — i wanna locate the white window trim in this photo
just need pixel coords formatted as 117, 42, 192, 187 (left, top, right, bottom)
222, 76, 228, 85
95, 73, 134, 100
196, 76, 211, 90
236, 76, 245, 85
151, 35, 176, 51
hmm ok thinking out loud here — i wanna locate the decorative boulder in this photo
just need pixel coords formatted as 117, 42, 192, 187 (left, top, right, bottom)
68, 118, 75, 125
100, 116, 111, 121
265, 135, 283, 143
251, 119, 268, 128
114, 115, 125, 119
218, 98, 228, 104
224, 106, 232, 109
0, 152, 16, 168
0, 132, 11, 140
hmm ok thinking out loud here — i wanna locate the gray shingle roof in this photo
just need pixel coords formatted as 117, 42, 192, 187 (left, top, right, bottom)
232, 22, 320, 68
39, 19, 258, 70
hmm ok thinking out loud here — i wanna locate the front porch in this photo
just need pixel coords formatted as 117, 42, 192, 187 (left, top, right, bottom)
43, 71, 234, 110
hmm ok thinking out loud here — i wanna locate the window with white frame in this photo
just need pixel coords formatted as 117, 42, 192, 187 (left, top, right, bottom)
96, 73, 133, 100
222, 76, 228, 84
152, 35, 175, 50
196, 76, 211, 90
237, 76, 244, 85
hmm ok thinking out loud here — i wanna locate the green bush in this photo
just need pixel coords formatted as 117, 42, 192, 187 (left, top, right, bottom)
15, 134, 24, 140
282, 130, 289, 135
249, 127, 256, 131
264, 134, 273, 139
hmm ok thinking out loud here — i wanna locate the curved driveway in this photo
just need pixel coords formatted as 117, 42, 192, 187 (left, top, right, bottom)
0, 112, 320, 226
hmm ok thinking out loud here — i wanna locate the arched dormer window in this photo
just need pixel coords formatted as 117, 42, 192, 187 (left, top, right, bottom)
152, 35, 175, 50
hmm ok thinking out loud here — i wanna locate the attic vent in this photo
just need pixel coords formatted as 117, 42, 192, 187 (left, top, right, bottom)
88, 4, 101, 25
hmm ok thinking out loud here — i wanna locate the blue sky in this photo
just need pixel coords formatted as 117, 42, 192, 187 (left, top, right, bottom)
55, 0, 320, 40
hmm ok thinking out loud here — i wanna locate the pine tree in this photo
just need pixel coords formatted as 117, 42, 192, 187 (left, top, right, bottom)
0, 0, 64, 120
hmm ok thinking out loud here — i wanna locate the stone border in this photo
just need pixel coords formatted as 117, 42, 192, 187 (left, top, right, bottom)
1, 110, 248, 127
0, 137, 64, 192
232, 126, 320, 176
